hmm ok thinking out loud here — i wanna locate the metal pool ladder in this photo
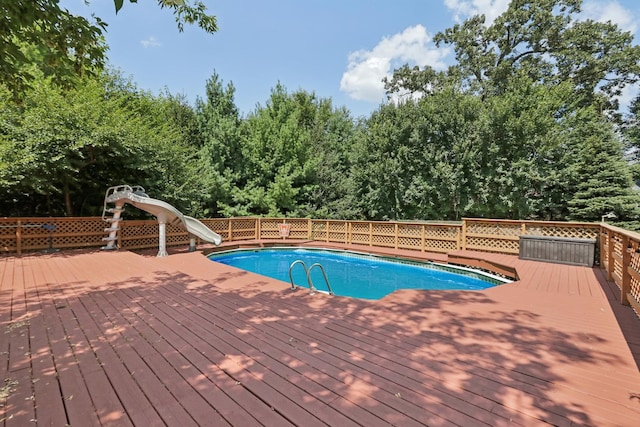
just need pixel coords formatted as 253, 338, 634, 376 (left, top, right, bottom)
288, 260, 334, 296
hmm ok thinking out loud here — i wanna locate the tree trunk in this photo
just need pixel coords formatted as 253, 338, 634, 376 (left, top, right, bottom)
64, 181, 73, 216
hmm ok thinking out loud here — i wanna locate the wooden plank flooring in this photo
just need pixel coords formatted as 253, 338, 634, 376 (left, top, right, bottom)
1, 246, 640, 426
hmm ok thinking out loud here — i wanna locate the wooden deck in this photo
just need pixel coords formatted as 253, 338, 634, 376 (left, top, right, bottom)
1, 244, 640, 426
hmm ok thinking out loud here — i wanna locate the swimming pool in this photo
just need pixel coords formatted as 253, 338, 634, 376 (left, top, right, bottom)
208, 248, 508, 300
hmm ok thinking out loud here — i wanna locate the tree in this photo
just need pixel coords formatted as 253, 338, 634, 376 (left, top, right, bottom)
299, 104, 360, 219
227, 85, 317, 216
351, 101, 429, 220
566, 108, 640, 221
0, 0, 217, 99
386, 0, 640, 115
194, 72, 242, 217
0, 71, 200, 217
351, 87, 485, 221
219, 84, 358, 218
378, 0, 640, 223
625, 95, 640, 164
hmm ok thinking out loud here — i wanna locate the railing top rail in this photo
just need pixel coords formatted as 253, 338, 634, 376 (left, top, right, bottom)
462, 218, 599, 226
601, 223, 640, 241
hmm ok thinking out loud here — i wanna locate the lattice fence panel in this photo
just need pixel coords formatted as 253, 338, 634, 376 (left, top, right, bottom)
397, 236, 421, 250
372, 223, 395, 235
425, 239, 459, 253
612, 234, 624, 289
398, 224, 421, 237
287, 219, 310, 240
351, 223, 369, 234
425, 225, 460, 240
20, 219, 52, 251
466, 221, 521, 238
371, 234, 395, 248
310, 221, 327, 241
397, 224, 421, 250
121, 221, 158, 249
8, 218, 106, 251
349, 223, 370, 245
225, 218, 256, 241
0, 219, 17, 252
524, 224, 600, 240
328, 232, 346, 242
350, 233, 370, 245
600, 230, 610, 269
201, 219, 230, 239
327, 222, 347, 243
629, 239, 640, 317
260, 219, 283, 239
166, 223, 189, 246
466, 236, 520, 254
329, 222, 347, 232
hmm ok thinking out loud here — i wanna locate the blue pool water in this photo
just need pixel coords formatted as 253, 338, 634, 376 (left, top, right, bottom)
208, 248, 505, 300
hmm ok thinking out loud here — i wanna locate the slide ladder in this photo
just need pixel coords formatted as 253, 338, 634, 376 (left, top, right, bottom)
288, 260, 334, 295
101, 185, 145, 249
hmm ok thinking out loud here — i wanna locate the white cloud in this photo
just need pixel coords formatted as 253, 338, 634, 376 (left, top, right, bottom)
444, 0, 510, 25
140, 36, 162, 48
340, 25, 450, 103
444, 0, 637, 33
582, 0, 637, 33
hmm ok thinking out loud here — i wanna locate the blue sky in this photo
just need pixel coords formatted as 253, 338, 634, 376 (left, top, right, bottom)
63, 0, 640, 118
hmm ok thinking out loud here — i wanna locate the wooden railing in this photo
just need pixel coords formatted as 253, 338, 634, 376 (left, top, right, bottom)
600, 224, 640, 316
3, 215, 637, 316
1, 216, 600, 254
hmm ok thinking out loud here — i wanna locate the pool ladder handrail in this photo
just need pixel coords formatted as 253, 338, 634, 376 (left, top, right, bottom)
288, 260, 334, 296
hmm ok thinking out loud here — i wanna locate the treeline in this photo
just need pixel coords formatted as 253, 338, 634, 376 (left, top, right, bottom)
2, 0, 640, 225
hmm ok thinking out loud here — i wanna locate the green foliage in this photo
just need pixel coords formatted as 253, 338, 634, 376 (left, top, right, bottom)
3, 0, 640, 226
0, 0, 217, 100
625, 95, 640, 161
376, 0, 640, 223
193, 73, 242, 217
0, 1, 107, 99
0, 71, 200, 217
115, 1, 218, 34
218, 84, 357, 218
424, 0, 640, 112
566, 108, 640, 221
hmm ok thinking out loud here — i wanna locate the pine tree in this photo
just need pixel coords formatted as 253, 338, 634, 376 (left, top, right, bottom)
567, 109, 640, 221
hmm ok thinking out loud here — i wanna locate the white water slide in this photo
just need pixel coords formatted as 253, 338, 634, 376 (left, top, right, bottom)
102, 185, 222, 256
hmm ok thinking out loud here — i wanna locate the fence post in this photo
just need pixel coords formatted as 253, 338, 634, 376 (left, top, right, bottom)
369, 223, 373, 247
622, 234, 631, 306
599, 227, 607, 268
252, 218, 262, 240
461, 220, 467, 251
421, 224, 426, 252
228, 219, 233, 242
16, 220, 22, 256
607, 229, 615, 281
394, 223, 399, 249
308, 219, 312, 240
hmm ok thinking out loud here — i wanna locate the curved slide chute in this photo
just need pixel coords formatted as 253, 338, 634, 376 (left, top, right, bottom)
102, 185, 222, 256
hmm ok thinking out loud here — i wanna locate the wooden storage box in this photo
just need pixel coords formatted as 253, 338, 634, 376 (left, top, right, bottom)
519, 235, 596, 266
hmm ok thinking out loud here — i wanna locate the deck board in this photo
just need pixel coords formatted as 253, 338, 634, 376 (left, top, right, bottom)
1, 247, 640, 426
